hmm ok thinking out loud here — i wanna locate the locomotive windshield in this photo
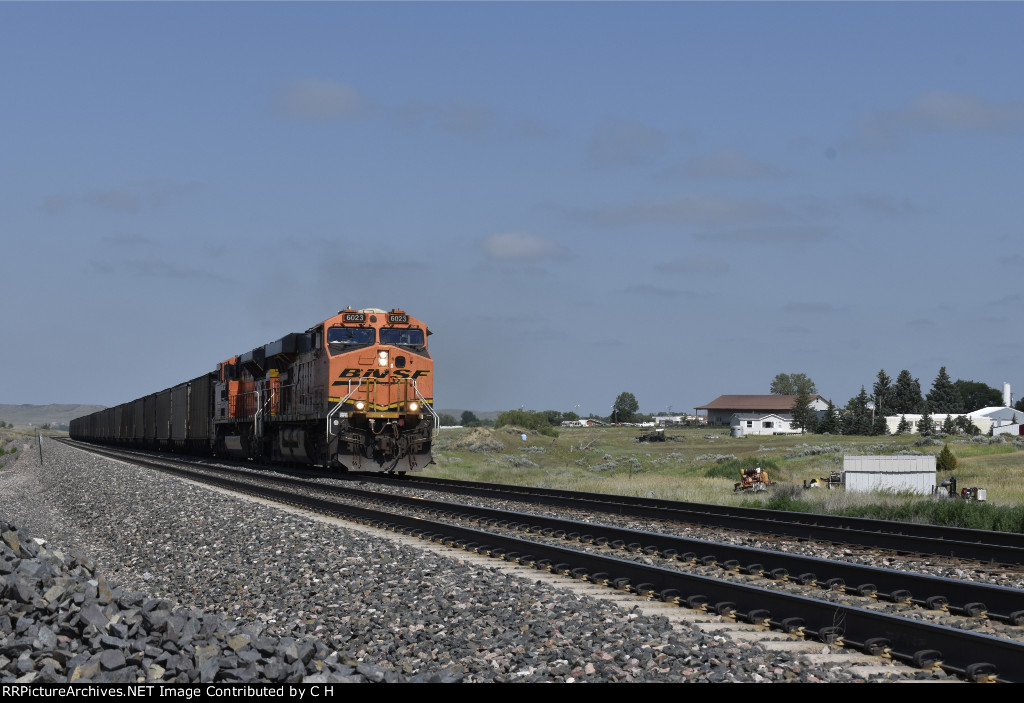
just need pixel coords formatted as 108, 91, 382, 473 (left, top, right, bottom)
379, 328, 425, 347
327, 326, 375, 354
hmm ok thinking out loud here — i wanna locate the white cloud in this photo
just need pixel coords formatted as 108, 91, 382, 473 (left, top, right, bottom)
585, 121, 668, 169
479, 232, 564, 262
277, 79, 364, 120
693, 225, 831, 244
849, 91, 1024, 150
577, 194, 789, 228
662, 149, 782, 180
655, 256, 730, 276
440, 102, 495, 138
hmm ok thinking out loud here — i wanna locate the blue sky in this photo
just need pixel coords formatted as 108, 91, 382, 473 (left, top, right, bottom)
2, 2, 1022, 416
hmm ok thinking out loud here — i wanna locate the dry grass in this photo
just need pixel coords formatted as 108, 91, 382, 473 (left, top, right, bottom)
429, 425, 1024, 507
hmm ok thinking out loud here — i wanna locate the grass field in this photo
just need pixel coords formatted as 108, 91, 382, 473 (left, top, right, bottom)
5, 424, 1021, 531
430, 425, 1024, 531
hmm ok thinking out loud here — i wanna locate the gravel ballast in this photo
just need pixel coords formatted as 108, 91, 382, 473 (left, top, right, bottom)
0, 438, 947, 683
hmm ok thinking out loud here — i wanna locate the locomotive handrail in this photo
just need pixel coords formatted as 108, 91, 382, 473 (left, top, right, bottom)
411, 379, 439, 438
326, 378, 367, 439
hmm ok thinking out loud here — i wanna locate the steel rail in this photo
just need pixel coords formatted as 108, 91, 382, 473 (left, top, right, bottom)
368, 474, 1024, 564
64, 441, 1024, 625
106, 454, 1024, 683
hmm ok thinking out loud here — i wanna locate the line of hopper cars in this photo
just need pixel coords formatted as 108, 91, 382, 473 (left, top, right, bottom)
70, 308, 437, 473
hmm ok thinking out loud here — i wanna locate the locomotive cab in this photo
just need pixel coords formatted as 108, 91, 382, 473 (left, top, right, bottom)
324, 309, 436, 472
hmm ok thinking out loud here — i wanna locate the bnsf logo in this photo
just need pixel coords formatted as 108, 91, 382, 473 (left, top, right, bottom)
334, 368, 429, 382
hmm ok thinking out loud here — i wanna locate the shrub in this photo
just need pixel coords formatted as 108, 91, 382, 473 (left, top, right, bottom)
492, 454, 539, 469
936, 444, 957, 471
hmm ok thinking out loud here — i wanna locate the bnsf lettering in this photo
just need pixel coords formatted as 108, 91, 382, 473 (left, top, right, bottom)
334, 368, 429, 384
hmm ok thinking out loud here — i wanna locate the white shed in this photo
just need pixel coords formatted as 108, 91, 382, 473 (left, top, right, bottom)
842, 455, 936, 495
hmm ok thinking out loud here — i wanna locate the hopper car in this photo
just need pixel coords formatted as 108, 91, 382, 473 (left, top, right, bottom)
70, 308, 437, 473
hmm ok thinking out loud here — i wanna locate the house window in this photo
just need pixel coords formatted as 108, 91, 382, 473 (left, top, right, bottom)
763, 421, 774, 428
746, 421, 752, 428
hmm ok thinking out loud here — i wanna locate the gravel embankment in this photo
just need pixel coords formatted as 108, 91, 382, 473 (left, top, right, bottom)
1, 438, 947, 683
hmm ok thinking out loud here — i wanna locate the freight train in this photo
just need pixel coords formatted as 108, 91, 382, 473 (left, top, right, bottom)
70, 308, 437, 473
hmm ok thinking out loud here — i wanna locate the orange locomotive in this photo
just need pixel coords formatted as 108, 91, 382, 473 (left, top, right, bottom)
214, 308, 436, 472
70, 308, 437, 474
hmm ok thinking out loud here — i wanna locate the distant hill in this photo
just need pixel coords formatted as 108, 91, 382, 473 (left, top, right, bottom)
0, 404, 105, 428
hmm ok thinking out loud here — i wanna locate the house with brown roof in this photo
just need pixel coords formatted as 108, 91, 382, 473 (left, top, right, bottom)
696, 394, 828, 426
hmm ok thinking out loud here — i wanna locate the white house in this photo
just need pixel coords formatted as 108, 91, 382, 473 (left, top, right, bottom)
730, 412, 802, 436
698, 395, 828, 426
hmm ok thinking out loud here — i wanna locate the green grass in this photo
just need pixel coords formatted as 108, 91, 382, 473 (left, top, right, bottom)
428, 425, 1024, 530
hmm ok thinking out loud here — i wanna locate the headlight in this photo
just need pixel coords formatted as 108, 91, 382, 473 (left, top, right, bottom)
407, 401, 419, 412
354, 401, 365, 411
377, 350, 389, 367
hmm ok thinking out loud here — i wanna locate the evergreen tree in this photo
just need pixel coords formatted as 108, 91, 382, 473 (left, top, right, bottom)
817, 399, 840, 434
842, 386, 873, 436
872, 411, 889, 435
941, 414, 956, 435
917, 404, 934, 436
790, 389, 814, 434
872, 369, 895, 416
892, 369, 924, 415
926, 366, 963, 413
936, 444, 957, 472
896, 415, 912, 434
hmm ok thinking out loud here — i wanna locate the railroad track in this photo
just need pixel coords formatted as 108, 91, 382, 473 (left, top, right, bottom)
356, 473, 1024, 566
60, 440, 1024, 682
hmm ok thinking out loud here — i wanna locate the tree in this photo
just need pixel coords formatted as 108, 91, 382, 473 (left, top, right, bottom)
817, 399, 840, 434
437, 413, 458, 426
936, 444, 957, 472
955, 415, 979, 436
872, 369, 895, 416
461, 410, 479, 426
770, 373, 817, 396
611, 392, 639, 424
941, 414, 956, 435
790, 390, 814, 434
841, 386, 872, 436
917, 403, 934, 436
494, 409, 558, 437
926, 366, 963, 414
872, 411, 889, 436
952, 380, 1001, 412
896, 415, 912, 434
892, 370, 924, 415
